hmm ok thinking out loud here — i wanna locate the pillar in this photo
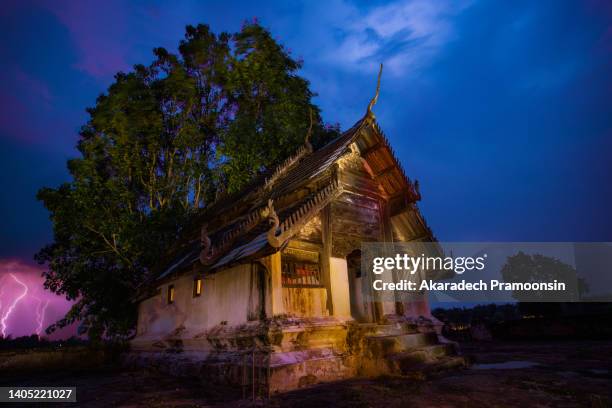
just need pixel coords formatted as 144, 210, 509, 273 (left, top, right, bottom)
329, 257, 352, 320
269, 252, 284, 316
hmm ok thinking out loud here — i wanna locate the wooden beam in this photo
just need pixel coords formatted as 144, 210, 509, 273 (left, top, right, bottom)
321, 204, 334, 315
374, 164, 396, 179
361, 142, 386, 157
340, 184, 384, 200
268, 252, 284, 316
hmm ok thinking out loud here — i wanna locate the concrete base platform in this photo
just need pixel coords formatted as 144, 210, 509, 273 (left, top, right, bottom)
127, 316, 465, 394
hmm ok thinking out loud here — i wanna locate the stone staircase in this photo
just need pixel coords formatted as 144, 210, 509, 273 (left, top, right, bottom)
264, 317, 466, 392
352, 321, 467, 378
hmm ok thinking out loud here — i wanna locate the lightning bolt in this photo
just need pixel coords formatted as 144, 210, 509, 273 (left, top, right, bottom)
34, 298, 50, 338
0, 273, 29, 338
0, 273, 7, 314
0, 276, 5, 315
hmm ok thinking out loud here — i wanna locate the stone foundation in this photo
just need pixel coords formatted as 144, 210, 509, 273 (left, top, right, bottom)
127, 316, 465, 395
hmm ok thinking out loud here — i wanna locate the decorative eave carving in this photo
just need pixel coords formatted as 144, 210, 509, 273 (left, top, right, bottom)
200, 224, 212, 265
199, 205, 269, 265
359, 63, 420, 200
267, 177, 343, 248
264, 109, 315, 190
263, 144, 311, 190
304, 107, 314, 152
266, 199, 279, 244
365, 63, 383, 123
370, 121, 421, 202
336, 142, 362, 172
361, 62, 418, 200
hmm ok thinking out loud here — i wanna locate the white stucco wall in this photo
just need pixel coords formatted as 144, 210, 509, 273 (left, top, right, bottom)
135, 263, 258, 339
329, 257, 351, 320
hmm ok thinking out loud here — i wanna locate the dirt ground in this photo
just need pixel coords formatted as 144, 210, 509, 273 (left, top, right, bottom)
2, 340, 611, 407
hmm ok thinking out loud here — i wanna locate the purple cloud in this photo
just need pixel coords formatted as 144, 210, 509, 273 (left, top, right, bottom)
0, 66, 65, 144
0, 90, 38, 143
0, 65, 81, 150
43, 0, 131, 79
14, 69, 53, 104
0, 259, 76, 340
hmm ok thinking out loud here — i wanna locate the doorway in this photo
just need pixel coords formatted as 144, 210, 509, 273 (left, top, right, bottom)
346, 249, 369, 322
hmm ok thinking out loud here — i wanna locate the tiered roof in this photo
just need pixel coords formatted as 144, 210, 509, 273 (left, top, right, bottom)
155, 65, 423, 282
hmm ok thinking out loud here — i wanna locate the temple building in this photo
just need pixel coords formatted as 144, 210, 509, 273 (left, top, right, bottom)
130, 68, 463, 394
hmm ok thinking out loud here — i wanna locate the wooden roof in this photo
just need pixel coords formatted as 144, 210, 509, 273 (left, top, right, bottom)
154, 111, 422, 283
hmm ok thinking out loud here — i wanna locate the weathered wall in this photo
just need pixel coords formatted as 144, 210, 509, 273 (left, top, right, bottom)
295, 214, 322, 245
390, 207, 430, 242
135, 263, 264, 340
333, 152, 382, 258
331, 193, 381, 258
282, 287, 328, 317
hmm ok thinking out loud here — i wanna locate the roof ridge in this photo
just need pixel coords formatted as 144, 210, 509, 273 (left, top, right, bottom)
371, 121, 420, 201
263, 108, 315, 190
199, 204, 269, 265
266, 175, 342, 248
263, 141, 313, 191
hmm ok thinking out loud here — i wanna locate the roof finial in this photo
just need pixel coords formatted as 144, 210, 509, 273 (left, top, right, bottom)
266, 199, 280, 246
366, 63, 383, 119
199, 224, 212, 265
305, 107, 313, 151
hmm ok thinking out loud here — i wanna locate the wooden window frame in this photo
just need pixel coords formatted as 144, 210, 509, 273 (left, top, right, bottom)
193, 277, 203, 297
281, 248, 323, 288
167, 284, 175, 304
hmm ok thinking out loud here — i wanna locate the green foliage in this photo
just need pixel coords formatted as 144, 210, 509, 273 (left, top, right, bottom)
36, 21, 339, 339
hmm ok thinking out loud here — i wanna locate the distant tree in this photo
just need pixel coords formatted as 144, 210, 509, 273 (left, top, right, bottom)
433, 303, 520, 326
36, 21, 339, 340
500, 252, 589, 304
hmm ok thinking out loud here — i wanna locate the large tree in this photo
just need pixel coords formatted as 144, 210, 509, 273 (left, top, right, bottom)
501, 252, 589, 304
36, 21, 338, 339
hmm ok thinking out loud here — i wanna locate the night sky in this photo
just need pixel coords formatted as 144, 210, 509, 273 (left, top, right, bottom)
0, 1, 611, 337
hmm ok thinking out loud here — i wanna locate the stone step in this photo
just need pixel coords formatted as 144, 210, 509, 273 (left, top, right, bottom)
395, 355, 468, 379
365, 332, 440, 356
365, 323, 419, 336
357, 342, 461, 377
389, 343, 456, 365
394, 332, 438, 347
